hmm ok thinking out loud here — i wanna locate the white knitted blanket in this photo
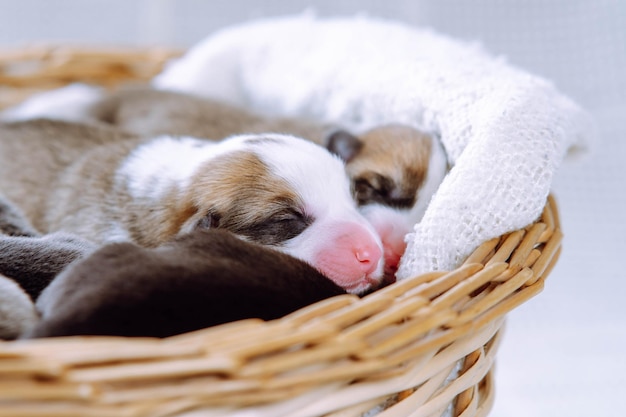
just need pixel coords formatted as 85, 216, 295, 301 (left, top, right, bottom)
155, 14, 591, 278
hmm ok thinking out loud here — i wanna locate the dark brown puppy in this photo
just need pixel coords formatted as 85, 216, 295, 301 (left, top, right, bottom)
28, 229, 347, 339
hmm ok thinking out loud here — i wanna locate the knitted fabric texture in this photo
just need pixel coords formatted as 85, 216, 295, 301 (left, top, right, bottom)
154, 14, 591, 277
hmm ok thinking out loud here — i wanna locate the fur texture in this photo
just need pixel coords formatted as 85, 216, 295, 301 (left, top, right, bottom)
0, 274, 38, 340
0, 193, 95, 339
0, 119, 384, 293
29, 229, 347, 338
0, 192, 38, 237
89, 87, 332, 143
0, 232, 96, 300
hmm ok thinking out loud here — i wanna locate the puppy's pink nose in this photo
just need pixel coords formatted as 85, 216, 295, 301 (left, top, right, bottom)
354, 244, 382, 275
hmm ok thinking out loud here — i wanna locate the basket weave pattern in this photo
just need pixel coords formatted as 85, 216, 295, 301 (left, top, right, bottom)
0, 196, 561, 417
0, 47, 563, 417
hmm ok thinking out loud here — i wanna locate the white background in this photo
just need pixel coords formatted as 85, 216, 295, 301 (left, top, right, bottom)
1, 1, 624, 416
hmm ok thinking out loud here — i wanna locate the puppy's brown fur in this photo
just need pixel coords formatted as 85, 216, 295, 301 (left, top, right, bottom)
0, 233, 96, 300
0, 119, 139, 235
0, 193, 96, 300
91, 87, 332, 143
0, 120, 292, 247
29, 229, 346, 338
329, 125, 433, 210
0, 192, 38, 237
88, 88, 436, 209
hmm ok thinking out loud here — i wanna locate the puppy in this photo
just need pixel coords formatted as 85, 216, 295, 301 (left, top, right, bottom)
85, 88, 448, 277
28, 229, 347, 338
325, 125, 447, 276
0, 119, 384, 294
2, 87, 448, 279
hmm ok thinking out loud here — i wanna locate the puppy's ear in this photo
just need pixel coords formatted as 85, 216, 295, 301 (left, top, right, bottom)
326, 130, 363, 162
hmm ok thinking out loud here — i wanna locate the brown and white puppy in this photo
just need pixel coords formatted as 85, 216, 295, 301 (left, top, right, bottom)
0, 119, 384, 294
3, 87, 448, 279
84, 88, 448, 278
325, 125, 447, 276
27, 229, 347, 338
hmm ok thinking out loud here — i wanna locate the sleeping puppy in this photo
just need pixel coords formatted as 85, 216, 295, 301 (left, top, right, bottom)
27, 229, 347, 338
83, 88, 449, 278
0, 119, 384, 294
2, 87, 448, 279
0, 187, 343, 339
325, 125, 447, 276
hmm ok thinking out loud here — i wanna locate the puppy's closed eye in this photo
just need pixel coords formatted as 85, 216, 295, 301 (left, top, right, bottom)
354, 174, 392, 205
195, 208, 312, 246
354, 174, 413, 209
244, 209, 312, 246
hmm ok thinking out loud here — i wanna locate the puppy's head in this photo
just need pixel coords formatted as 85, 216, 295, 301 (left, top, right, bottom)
179, 134, 385, 294
327, 125, 448, 278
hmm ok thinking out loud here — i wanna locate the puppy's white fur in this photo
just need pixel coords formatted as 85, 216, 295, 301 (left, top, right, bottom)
117, 135, 220, 204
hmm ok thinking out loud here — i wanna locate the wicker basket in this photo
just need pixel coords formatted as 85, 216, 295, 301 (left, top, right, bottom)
0, 47, 563, 417
0, 45, 182, 110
